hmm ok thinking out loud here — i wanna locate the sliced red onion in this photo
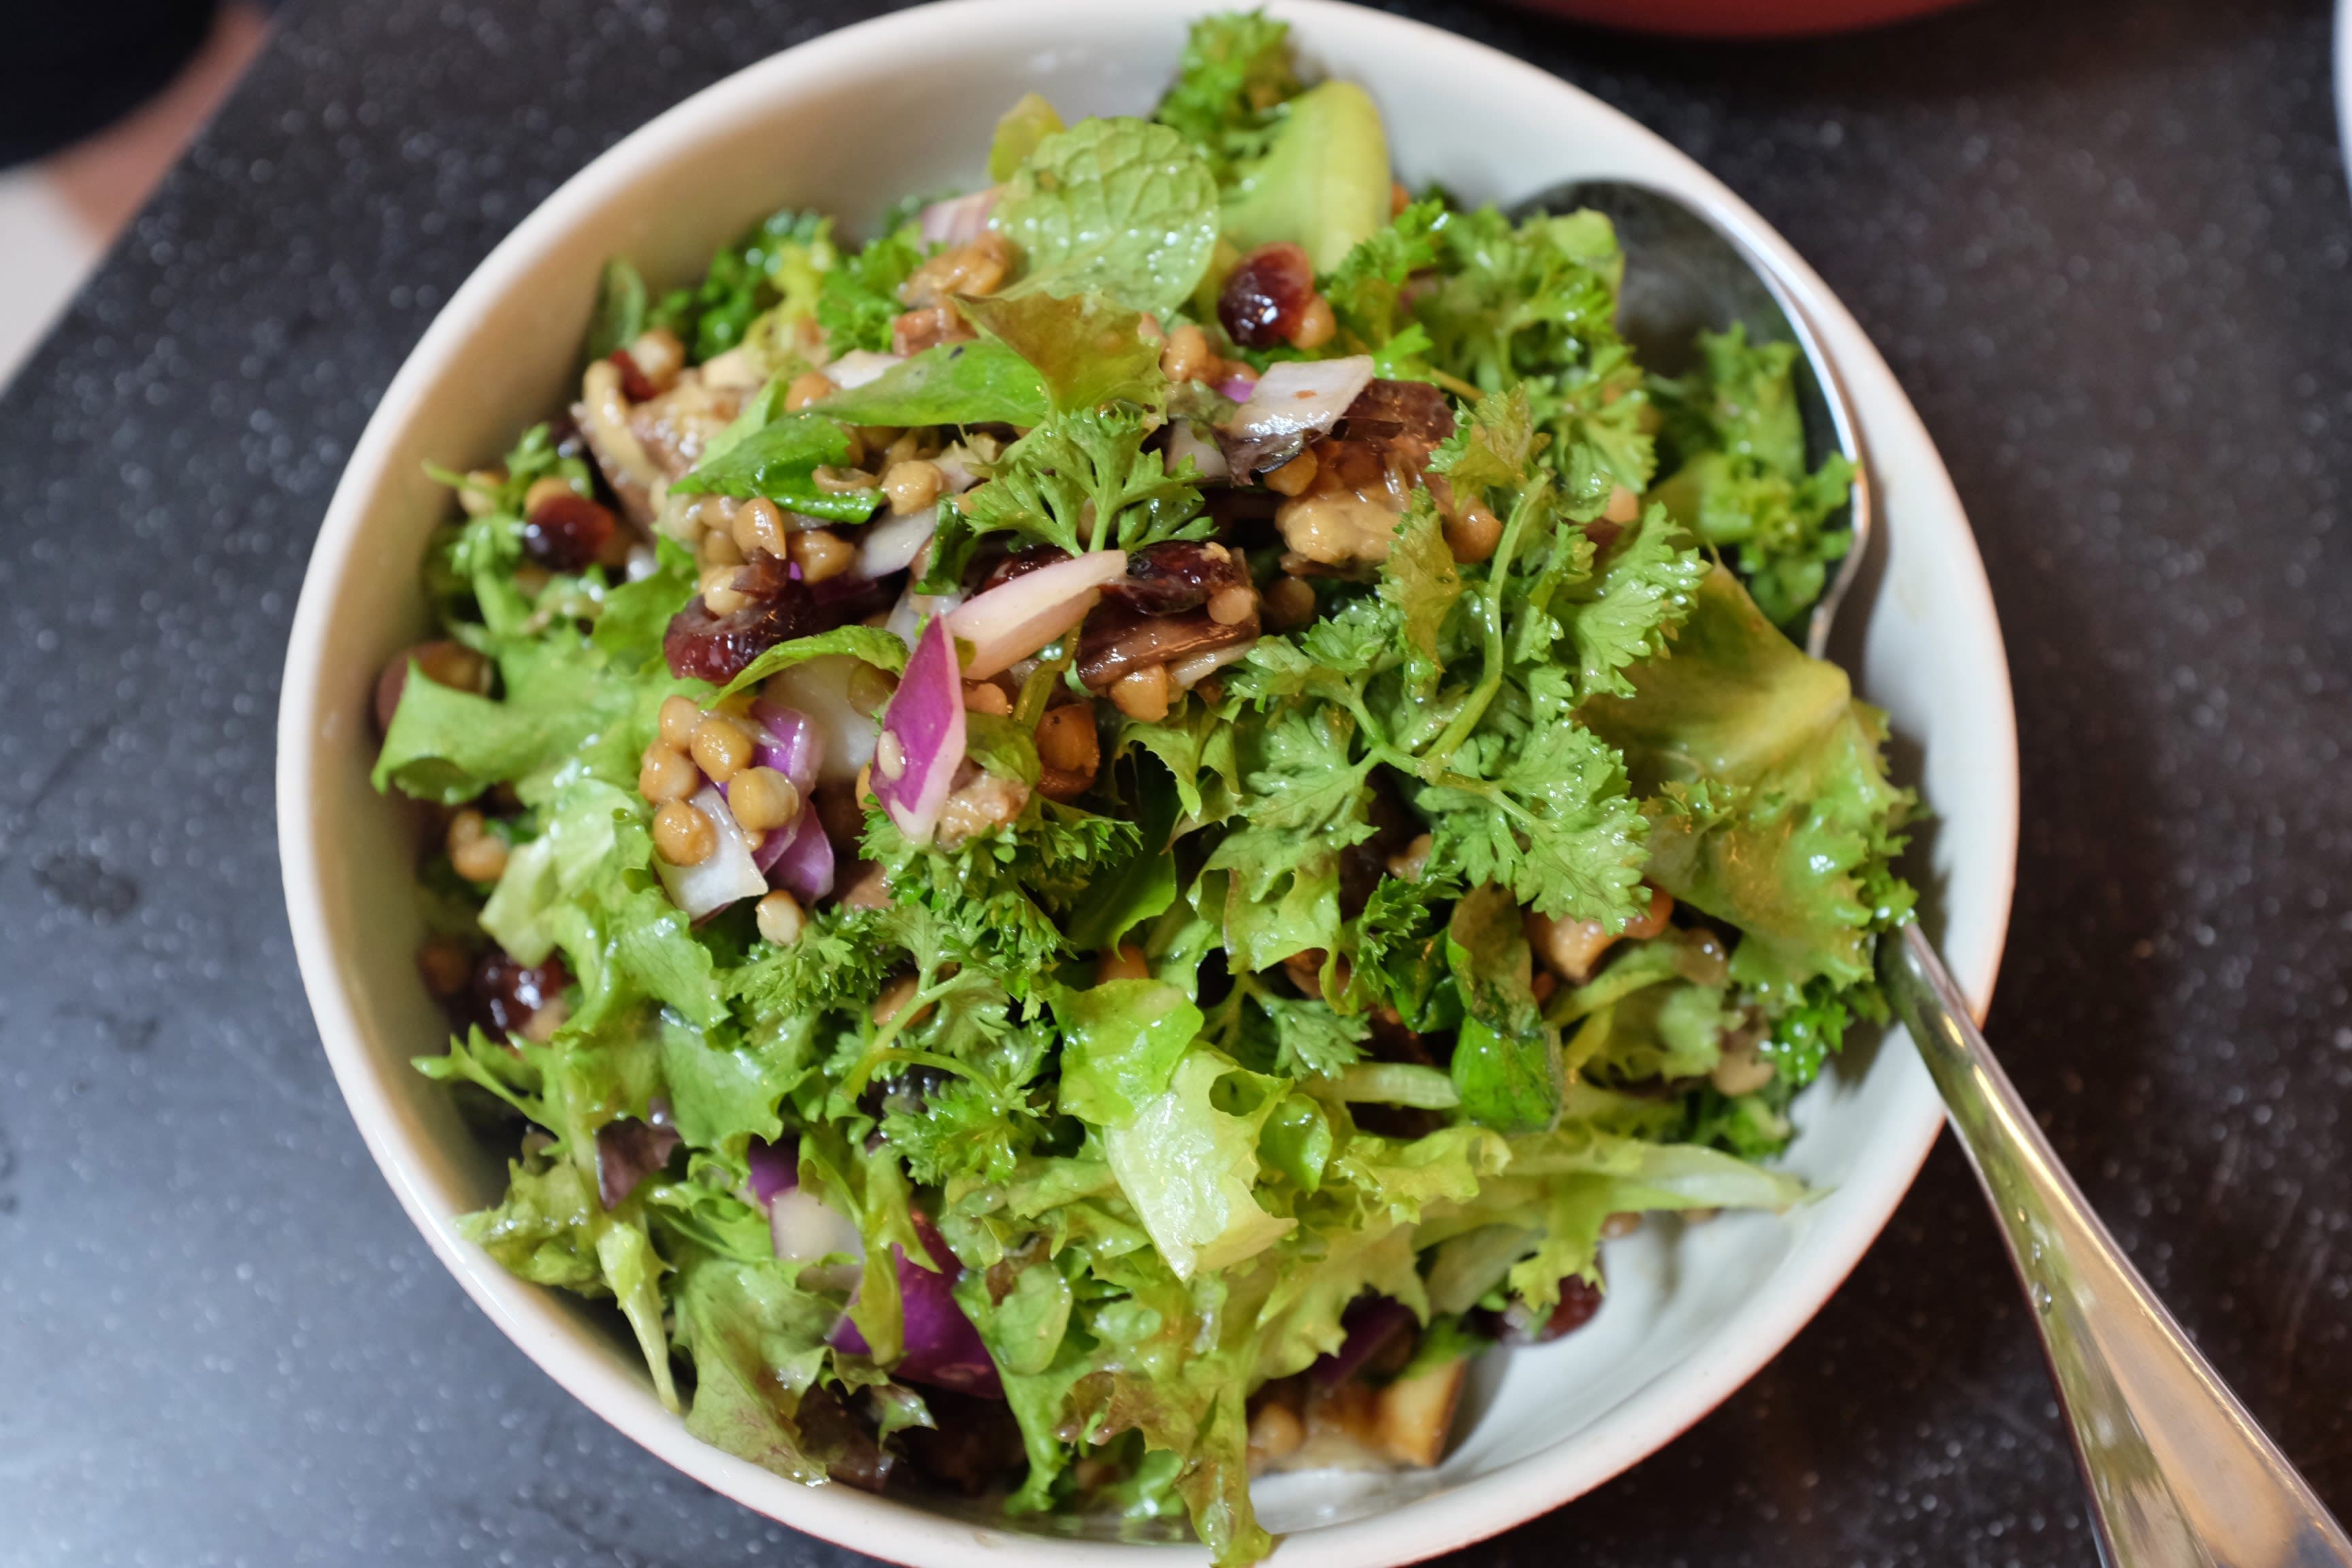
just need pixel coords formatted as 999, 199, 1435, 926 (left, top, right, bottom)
652, 784, 769, 919
856, 504, 938, 580
729, 702, 834, 898
945, 549, 1129, 680
828, 1210, 1002, 1398
871, 615, 966, 846
762, 814, 835, 900
918, 188, 998, 246
823, 349, 904, 389
595, 1113, 681, 1209
763, 656, 879, 786
748, 701, 822, 791
1215, 370, 1260, 404
1221, 355, 1375, 476
1166, 421, 1230, 483
1309, 1294, 1418, 1388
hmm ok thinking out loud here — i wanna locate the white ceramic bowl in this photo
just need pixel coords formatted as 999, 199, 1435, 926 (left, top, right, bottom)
276, 2, 2018, 1562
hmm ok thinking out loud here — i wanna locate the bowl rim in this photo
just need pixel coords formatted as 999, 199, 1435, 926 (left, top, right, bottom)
276, 1, 2018, 1563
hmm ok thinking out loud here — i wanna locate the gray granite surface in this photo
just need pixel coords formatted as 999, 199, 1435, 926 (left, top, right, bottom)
2, 0, 2348, 1561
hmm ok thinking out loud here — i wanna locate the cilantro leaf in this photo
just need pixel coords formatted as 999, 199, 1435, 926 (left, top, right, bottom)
954, 405, 1207, 559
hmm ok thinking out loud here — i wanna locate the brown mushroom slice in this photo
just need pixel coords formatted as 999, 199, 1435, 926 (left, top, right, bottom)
1075, 598, 1260, 692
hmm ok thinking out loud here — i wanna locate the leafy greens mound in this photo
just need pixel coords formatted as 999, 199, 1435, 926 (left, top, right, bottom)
376, 14, 1908, 1565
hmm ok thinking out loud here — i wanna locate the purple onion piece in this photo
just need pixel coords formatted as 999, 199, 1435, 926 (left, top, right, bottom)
1309, 1294, 1418, 1389
595, 1116, 683, 1210
870, 615, 966, 847
828, 1211, 1002, 1399
747, 701, 823, 791
745, 1135, 798, 1209
763, 812, 836, 900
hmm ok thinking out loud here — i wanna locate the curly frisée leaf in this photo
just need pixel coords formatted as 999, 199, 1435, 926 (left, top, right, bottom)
991, 118, 1221, 314
1102, 1051, 1296, 1279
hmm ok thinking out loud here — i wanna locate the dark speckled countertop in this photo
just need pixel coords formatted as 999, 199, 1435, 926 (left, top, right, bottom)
3, 0, 2349, 1561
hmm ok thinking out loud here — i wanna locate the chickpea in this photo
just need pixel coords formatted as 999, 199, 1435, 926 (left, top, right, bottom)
787, 528, 857, 584
1160, 323, 1216, 385
1712, 1036, 1776, 1097
638, 743, 698, 804
1207, 585, 1257, 626
1262, 573, 1317, 632
1604, 484, 1642, 524
416, 937, 472, 998
784, 370, 835, 412
688, 713, 755, 783
657, 694, 702, 749
1034, 703, 1100, 776
446, 808, 510, 883
1387, 832, 1433, 883
625, 327, 686, 392
728, 766, 802, 833
1109, 665, 1172, 722
1290, 293, 1337, 350
732, 496, 790, 558
458, 469, 504, 517
1096, 943, 1151, 984
755, 889, 807, 946
881, 459, 943, 516
962, 681, 1013, 717
699, 564, 749, 617
1443, 502, 1503, 564
523, 474, 578, 514
698, 524, 745, 570
1264, 449, 1318, 497
653, 800, 717, 866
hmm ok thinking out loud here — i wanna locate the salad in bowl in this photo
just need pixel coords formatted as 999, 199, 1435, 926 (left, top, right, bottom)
370, 13, 1911, 1563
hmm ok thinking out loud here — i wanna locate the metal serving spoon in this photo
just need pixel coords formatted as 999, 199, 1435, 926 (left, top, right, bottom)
1518, 179, 2352, 1568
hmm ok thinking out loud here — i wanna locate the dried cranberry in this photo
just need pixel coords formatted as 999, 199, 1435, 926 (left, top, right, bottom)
521, 492, 620, 572
662, 551, 819, 683
973, 544, 1075, 595
1098, 540, 1251, 615
468, 951, 570, 1037
608, 348, 658, 402
1218, 242, 1315, 348
795, 1385, 897, 1492
1499, 1275, 1605, 1344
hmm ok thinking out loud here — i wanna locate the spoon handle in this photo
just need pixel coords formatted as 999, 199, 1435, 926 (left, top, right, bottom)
1882, 922, 2352, 1568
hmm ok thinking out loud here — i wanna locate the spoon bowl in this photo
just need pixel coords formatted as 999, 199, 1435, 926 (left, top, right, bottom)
1562, 173, 2352, 1568
1510, 180, 1869, 659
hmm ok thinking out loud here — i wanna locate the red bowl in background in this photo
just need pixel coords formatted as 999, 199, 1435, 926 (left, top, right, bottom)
1515, 0, 1971, 38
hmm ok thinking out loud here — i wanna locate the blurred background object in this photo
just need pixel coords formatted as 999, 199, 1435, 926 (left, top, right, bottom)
1511, 0, 1972, 37
0, 0, 269, 388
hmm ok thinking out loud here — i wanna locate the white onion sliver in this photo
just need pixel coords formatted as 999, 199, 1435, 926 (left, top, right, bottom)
1167, 421, 1230, 482
652, 785, 769, 920
769, 1187, 866, 1265
887, 583, 964, 649
1223, 355, 1377, 472
947, 550, 1131, 679
932, 445, 986, 494
918, 188, 998, 246
1169, 639, 1257, 690
856, 504, 938, 580
823, 349, 905, 389
762, 655, 877, 785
